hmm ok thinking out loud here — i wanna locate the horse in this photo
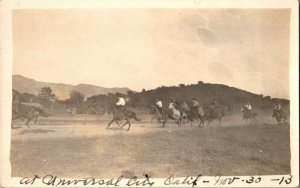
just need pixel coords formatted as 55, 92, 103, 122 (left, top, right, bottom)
150, 105, 167, 127
200, 105, 228, 127
179, 107, 204, 127
165, 105, 181, 127
12, 105, 49, 128
240, 106, 258, 124
150, 105, 181, 128
272, 110, 287, 125
106, 105, 141, 131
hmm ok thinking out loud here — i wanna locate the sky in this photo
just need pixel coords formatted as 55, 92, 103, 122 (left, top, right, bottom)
12, 9, 290, 99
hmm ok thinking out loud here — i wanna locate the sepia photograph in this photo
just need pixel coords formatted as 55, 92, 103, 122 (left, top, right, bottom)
0, 0, 299, 187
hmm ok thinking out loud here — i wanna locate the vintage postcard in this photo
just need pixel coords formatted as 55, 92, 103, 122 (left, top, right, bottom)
0, 0, 299, 187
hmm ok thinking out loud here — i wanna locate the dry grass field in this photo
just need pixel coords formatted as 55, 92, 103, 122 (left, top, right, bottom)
10, 113, 290, 178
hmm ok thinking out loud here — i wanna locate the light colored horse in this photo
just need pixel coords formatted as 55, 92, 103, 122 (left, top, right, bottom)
168, 105, 181, 125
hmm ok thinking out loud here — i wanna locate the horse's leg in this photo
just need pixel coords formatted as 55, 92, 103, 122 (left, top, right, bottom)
198, 120, 201, 128
157, 118, 161, 124
120, 116, 129, 129
26, 118, 31, 128
178, 117, 181, 127
199, 119, 204, 128
115, 120, 121, 127
34, 115, 38, 124
121, 120, 128, 128
162, 116, 167, 128
151, 116, 155, 123
121, 121, 128, 128
198, 116, 203, 128
127, 120, 131, 131
253, 116, 257, 125
106, 119, 115, 129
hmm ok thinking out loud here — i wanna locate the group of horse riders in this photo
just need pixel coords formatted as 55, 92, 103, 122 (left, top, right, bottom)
241, 101, 285, 117
115, 95, 284, 118
154, 98, 222, 120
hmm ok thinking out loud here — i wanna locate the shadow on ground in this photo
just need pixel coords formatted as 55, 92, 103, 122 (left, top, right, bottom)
19, 129, 56, 135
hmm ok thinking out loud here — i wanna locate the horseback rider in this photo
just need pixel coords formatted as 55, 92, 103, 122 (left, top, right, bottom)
155, 98, 163, 115
181, 101, 190, 112
272, 103, 283, 117
168, 98, 179, 115
181, 101, 190, 120
192, 98, 200, 109
115, 96, 126, 111
245, 102, 252, 111
213, 100, 220, 109
169, 98, 176, 110
191, 98, 200, 116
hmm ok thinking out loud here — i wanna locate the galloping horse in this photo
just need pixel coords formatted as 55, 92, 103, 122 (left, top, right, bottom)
240, 106, 257, 124
150, 105, 167, 127
201, 105, 228, 127
106, 106, 141, 131
150, 105, 181, 128
166, 105, 181, 126
12, 103, 49, 128
273, 110, 287, 125
180, 107, 204, 127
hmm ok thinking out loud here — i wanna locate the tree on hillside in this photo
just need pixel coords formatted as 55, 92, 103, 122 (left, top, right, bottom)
264, 96, 271, 100
38, 87, 56, 106
127, 90, 134, 96
197, 81, 204, 85
69, 90, 84, 108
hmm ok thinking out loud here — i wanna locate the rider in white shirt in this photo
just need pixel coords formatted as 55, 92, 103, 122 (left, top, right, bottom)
156, 99, 162, 108
169, 99, 175, 110
274, 103, 282, 111
273, 103, 283, 117
245, 102, 252, 110
116, 97, 126, 110
155, 99, 163, 115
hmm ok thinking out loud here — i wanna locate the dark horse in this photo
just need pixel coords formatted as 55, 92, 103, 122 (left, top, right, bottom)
12, 104, 49, 128
150, 105, 168, 127
150, 105, 183, 128
273, 110, 287, 125
180, 107, 204, 127
240, 106, 257, 124
106, 106, 141, 131
200, 105, 228, 127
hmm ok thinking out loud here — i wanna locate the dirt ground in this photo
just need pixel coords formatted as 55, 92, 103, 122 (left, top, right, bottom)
10, 113, 290, 178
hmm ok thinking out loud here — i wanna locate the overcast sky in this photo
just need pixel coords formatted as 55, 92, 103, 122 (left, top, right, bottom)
13, 9, 290, 99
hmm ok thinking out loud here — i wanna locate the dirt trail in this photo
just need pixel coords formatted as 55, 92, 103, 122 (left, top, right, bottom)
11, 113, 280, 141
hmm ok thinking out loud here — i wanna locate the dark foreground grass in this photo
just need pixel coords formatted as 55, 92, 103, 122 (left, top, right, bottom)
11, 125, 290, 178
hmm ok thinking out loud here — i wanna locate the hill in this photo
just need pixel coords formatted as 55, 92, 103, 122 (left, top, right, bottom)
12, 75, 132, 100
86, 82, 289, 114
